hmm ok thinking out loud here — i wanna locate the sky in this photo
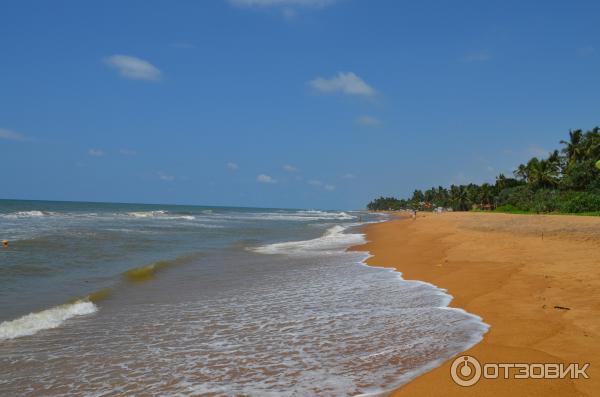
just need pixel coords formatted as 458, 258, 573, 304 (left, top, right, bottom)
1, 0, 599, 210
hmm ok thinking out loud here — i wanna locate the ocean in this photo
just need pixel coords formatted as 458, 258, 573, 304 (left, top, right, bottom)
0, 199, 487, 396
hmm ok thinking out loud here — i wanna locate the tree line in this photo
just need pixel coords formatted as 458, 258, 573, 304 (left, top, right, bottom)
367, 127, 600, 214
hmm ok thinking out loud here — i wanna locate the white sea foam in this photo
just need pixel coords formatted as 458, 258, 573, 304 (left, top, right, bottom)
217, 210, 357, 222
126, 210, 168, 218
1, 210, 56, 218
252, 225, 365, 255
176, 215, 196, 220
0, 301, 97, 341
0, 208, 489, 395
0, 218, 489, 396
126, 210, 195, 220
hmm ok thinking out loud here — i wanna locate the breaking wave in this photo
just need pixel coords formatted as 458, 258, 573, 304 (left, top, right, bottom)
224, 210, 357, 223
126, 210, 195, 220
252, 225, 365, 256
0, 301, 97, 341
1, 210, 57, 218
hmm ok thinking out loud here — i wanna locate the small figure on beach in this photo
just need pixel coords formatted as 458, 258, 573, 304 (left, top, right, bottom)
412, 210, 417, 220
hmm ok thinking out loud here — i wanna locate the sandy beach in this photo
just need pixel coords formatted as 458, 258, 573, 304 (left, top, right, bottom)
352, 212, 600, 396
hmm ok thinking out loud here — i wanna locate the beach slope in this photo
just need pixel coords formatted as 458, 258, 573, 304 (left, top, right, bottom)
352, 212, 599, 396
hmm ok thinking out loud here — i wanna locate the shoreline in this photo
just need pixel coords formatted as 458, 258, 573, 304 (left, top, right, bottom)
351, 211, 599, 396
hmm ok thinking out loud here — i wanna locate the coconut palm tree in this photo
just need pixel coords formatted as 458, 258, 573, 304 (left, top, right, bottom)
449, 185, 470, 211
560, 129, 584, 164
514, 163, 530, 182
480, 183, 494, 206
526, 156, 560, 189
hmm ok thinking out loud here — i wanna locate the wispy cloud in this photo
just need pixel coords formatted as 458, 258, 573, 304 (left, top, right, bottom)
309, 72, 376, 97
341, 173, 355, 179
257, 174, 277, 183
157, 171, 175, 181
227, 162, 239, 170
88, 148, 105, 157
283, 164, 298, 172
119, 148, 137, 155
462, 51, 492, 62
104, 55, 162, 81
308, 180, 335, 191
356, 115, 381, 127
0, 128, 26, 141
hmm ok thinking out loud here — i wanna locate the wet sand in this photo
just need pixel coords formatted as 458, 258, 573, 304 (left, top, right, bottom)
352, 212, 600, 396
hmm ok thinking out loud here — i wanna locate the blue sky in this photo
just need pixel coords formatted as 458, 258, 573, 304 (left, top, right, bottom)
1, 0, 599, 210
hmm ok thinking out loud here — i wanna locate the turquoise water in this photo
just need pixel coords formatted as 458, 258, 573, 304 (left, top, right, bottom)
0, 199, 488, 396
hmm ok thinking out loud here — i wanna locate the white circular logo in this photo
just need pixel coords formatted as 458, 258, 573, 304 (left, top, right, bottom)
450, 355, 482, 387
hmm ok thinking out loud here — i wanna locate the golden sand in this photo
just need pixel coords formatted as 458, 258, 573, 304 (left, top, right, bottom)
351, 212, 600, 396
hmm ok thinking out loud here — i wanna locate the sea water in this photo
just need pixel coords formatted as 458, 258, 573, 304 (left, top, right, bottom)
0, 199, 487, 396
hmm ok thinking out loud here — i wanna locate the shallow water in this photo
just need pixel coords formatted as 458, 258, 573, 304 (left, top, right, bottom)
0, 200, 487, 396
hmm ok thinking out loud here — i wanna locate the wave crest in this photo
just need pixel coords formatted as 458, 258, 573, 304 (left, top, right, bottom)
126, 210, 195, 220
1, 210, 56, 218
252, 225, 365, 256
123, 260, 172, 282
0, 301, 97, 341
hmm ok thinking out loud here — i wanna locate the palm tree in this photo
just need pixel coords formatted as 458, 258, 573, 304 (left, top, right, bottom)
449, 185, 470, 211
527, 157, 560, 189
514, 164, 528, 182
582, 127, 600, 159
560, 129, 584, 164
480, 183, 493, 206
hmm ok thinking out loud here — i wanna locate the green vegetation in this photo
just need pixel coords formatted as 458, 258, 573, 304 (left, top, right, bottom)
367, 127, 600, 214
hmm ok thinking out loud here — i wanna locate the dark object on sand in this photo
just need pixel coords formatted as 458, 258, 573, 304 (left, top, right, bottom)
554, 305, 571, 310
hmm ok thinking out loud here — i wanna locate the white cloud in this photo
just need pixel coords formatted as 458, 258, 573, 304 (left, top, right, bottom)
309, 72, 376, 97
462, 51, 492, 62
158, 171, 175, 181
308, 179, 335, 191
119, 148, 137, 155
283, 164, 298, 172
104, 55, 162, 81
257, 174, 276, 183
341, 173, 355, 179
227, 162, 239, 170
356, 115, 381, 127
229, 0, 335, 7
0, 128, 26, 141
88, 148, 105, 157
